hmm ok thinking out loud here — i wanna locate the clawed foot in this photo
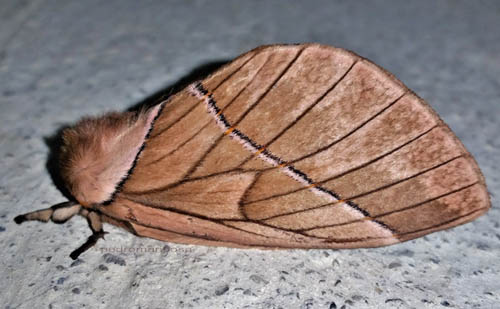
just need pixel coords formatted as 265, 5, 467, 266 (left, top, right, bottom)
69, 230, 109, 260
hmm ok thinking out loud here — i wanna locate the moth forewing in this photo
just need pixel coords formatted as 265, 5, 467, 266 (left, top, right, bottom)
15, 43, 490, 259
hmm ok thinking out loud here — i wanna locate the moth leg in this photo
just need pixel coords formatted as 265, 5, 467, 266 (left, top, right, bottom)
69, 209, 108, 260
14, 201, 81, 224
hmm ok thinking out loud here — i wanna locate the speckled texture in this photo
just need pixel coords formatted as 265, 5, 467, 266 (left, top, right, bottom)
1, 1, 499, 308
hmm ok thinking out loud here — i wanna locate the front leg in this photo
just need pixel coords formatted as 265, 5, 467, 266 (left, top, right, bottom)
15, 201, 108, 260
69, 209, 108, 260
14, 201, 81, 224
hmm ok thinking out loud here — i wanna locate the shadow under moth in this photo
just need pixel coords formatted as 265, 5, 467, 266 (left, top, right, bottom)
15, 43, 490, 260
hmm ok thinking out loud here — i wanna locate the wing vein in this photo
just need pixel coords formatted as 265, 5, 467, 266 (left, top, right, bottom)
260, 155, 466, 221
289, 91, 408, 165
236, 59, 359, 168
245, 124, 440, 205
300, 183, 482, 233
150, 52, 258, 140
111, 196, 322, 245
144, 121, 212, 167
181, 54, 276, 179
228, 47, 306, 130
182, 47, 305, 180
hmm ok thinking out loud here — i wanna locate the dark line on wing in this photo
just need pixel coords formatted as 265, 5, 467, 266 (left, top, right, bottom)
181, 55, 275, 179
244, 125, 439, 205
372, 219, 395, 233
101, 209, 231, 243
127, 52, 269, 195
121, 194, 319, 238
122, 194, 246, 221
126, 216, 321, 247
230, 47, 306, 130
220, 220, 328, 244
105, 197, 487, 246
144, 121, 212, 168
260, 155, 465, 221
289, 91, 408, 165
317, 125, 439, 184
216, 222, 277, 240
320, 236, 389, 243
236, 59, 359, 168
126, 169, 255, 195
149, 98, 199, 139
338, 155, 466, 201
308, 203, 487, 241
299, 181, 479, 232
238, 171, 262, 219
160, 189, 240, 196
233, 128, 262, 150
101, 102, 166, 205
115, 196, 317, 245
394, 206, 488, 238
150, 52, 258, 139
160, 199, 235, 206
182, 47, 304, 180
188, 78, 392, 234
102, 199, 399, 245
271, 205, 487, 243
374, 181, 479, 219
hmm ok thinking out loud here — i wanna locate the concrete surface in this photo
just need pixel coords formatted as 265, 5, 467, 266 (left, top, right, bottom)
1, 1, 499, 308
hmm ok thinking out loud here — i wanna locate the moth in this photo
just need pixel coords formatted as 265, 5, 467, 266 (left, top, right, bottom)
15, 43, 490, 260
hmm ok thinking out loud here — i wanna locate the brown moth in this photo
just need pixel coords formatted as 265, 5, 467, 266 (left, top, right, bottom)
15, 43, 490, 259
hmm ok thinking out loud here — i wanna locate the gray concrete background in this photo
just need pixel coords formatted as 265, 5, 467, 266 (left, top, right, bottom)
1, 1, 499, 308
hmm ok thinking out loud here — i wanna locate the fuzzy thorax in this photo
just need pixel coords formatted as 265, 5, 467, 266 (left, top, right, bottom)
59, 105, 161, 207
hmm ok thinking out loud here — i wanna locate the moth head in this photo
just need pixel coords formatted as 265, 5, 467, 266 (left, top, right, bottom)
58, 104, 161, 207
